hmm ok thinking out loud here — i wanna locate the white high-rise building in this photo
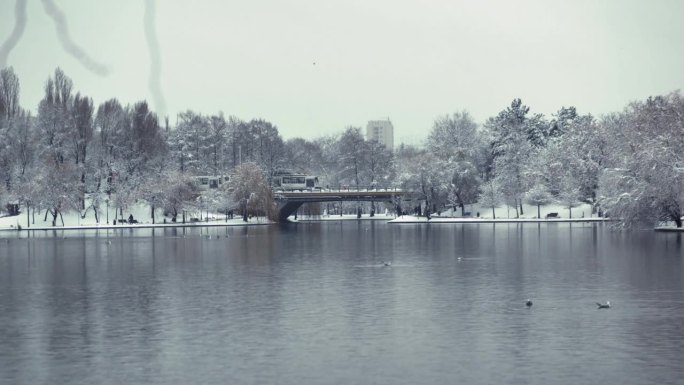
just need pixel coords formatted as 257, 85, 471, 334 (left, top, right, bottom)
366, 119, 394, 149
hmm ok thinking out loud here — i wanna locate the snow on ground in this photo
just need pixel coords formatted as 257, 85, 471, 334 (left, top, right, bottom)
389, 203, 605, 223
287, 203, 604, 223
295, 214, 396, 221
0, 201, 271, 231
0, 202, 607, 231
388, 215, 608, 224
447, 202, 596, 220
391, 204, 606, 223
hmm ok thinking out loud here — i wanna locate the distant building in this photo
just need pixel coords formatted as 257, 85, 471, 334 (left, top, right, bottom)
366, 119, 394, 149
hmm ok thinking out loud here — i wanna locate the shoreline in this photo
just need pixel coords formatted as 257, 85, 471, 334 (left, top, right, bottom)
5, 215, 682, 232
387, 216, 612, 224
654, 227, 684, 232
0, 220, 272, 232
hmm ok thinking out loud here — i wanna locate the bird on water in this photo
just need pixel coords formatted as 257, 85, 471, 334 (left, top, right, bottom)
383, 261, 392, 267
596, 301, 611, 309
525, 299, 533, 307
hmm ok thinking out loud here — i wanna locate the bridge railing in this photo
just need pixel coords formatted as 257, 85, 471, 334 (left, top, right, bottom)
273, 185, 402, 193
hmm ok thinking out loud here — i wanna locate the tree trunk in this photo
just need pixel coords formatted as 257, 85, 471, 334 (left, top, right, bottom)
537, 204, 541, 219
519, 199, 524, 215
461, 203, 465, 216
491, 207, 496, 219
569, 207, 573, 219
151, 204, 155, 224
671, 212, 682, 228
26, 203, 30, 228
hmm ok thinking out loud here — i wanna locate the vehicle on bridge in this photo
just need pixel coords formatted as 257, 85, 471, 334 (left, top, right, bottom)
272, 172, 320, 191
192, 175, 228, 190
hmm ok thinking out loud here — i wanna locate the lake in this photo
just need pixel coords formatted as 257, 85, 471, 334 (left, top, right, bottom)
1, 222, 683, 384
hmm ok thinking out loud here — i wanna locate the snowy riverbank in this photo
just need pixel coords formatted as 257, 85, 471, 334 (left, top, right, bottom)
654, 227, 684, 232
387, 215, 610, 224
0, 202, 620, 231
0, 202, 272, 232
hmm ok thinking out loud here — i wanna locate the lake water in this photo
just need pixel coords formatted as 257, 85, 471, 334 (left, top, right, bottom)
1, 222, 683, 384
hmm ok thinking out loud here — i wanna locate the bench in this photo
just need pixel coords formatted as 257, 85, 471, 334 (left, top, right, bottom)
113, 219, 138, 224
545, 212, 559, 219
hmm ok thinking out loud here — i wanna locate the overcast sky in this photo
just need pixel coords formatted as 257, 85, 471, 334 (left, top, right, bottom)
1, 0, 684, 143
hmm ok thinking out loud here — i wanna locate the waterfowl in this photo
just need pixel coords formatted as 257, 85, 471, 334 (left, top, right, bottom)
596, 301, 611, 309
526, 299, 533, 307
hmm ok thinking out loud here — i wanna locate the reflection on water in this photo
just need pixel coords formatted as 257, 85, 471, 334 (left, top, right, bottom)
1, 223, 683, 384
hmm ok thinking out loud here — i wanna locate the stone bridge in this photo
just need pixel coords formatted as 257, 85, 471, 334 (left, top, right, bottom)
274, 188, 405, 221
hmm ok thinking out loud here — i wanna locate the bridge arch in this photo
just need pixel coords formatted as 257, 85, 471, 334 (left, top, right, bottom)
274, 189, 405, 221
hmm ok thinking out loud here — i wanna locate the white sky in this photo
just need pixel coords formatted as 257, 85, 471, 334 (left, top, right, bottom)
1, 0, 684, 143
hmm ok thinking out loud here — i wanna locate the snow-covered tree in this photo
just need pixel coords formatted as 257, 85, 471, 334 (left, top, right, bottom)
365, 138, 394, 216
525, 183, 553, 218
540, 109, 604, 203
337, 126, 367, 188
70, 93, 94, 209
492, 142, 531, 217
314, 135, 341, 187
208, 113, 228, 174
427, 111, 484, 214
284, 137, 323, 174
36, 68, 73, 165
397, 148, 450, 218
597, 92, 684, 227
139, 164, 170, 224
36, 160, 81, 226
169, 110, 210, 174
478, 179, 502, 219
249, 119, 286, 183
0, 67, 22, 196
365, 139, 394, 187
228, 162, 275, 221
14, 111, 35, 177
163, 172, 200, 223
485, 99, 545, 215
558, 174, 582, 218
0, 67, 20, 120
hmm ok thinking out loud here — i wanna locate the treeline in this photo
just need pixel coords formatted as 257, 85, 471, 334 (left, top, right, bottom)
1, 67, 683, 227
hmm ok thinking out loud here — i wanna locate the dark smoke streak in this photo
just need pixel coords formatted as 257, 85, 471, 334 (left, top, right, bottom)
0, 0, 27, 69
41, 0, 109, 76
143, 0, 166, 118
